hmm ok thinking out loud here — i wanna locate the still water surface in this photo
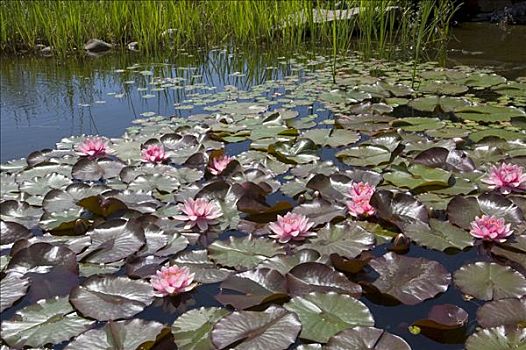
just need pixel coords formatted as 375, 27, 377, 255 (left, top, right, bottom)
1, 23, 525, 162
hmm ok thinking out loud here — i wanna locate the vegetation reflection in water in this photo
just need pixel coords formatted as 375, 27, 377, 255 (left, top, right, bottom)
1, 49, 526, 350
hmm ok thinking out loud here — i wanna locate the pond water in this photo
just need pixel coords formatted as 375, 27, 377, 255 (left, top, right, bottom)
1, 23, 525, 350
1, 23, 525, 162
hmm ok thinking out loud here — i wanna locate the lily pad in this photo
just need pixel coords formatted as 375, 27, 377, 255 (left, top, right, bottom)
211, 306, 301, 350
65, 319, 164, 350
172, 307, 230, 350
284, 292, 374, 343
454, 263, 526, 300
465, 326, 526, 350
287, 262, 362, 297
336, 145, 391, 167
304, 222, 375, 258
80, 219, 146, 263
216, 268, 287, 310
476, 298, 526, 329
325, 327, 411, 350
402, 219, 474, 251
1, 296, 93, 348
69, 275, 154, 320
174, 249, 231, 283
369, 252, 451, 305
0, 273, 30, 312
208, 235, 284, 270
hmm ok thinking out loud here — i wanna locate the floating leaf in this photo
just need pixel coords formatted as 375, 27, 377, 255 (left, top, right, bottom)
0, 273, 30, 312
402, 219, 474, 251
7, 242, 77, 275
447, 193, 524, 230
465, 326, 526, 350
80, 219, 145, 263
257, 249, 322, 274
477, 298, 526, 329
304, 222, 375, 258
287, 262, 361, 297
69, 275, 154, 320
172, 307, 230, 350
216, 268, 287, 309
454, 263, 526, 300
284, 292, 374, 343
1, 296, 93, 348
174, 249, 231, 283
208, 235, 283, 270
336, 145, 391, 167
65, 319, 164, 350
413, 304, 468, 330
325, 327, 411, 350
1, 220, 32, 245
211, 306, 301, 350
370, 190, 429, 229
369, 252, 450, 305
293, 198, 347, 227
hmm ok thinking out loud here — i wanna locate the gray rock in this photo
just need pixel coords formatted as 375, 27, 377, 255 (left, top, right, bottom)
127, 41, 139, 51
40, 46, 52, 56
161, 28, 176, 37
84, 39, 112, 52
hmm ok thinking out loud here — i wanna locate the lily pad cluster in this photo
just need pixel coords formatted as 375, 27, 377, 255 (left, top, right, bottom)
1, 53, 525, 350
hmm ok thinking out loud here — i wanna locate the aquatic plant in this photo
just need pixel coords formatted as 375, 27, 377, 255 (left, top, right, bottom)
208, 155, 233, 175
1, 52, 525, 350
482, 163, 526, 194
150, 265, 197, 297
0, 0, 458, 61
269, 212, 316, 243
76, 136, 110, 158
140, 144, 167, 164
174, 198, 223, 231
346, 181, 376, 217
470, 215, 513, 242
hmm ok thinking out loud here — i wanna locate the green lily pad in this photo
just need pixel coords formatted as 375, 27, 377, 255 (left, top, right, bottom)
325, 327, 411, 350
172, 307, 230, 350
65, 319, 164, 350
1, 296, 93, 348
369, 252, 451, 305
336, 145, 391, 167
303, 222, 375, 259
476, 297, 526, 329
208, 235, 284, 270
284, 292, 374, 343
402, 219, 474, 251
454, 262, 526, 300
211, 306, 301, 350
465, 326, 526, 350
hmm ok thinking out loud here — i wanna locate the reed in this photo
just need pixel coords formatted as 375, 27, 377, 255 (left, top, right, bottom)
0, 0, 458, 61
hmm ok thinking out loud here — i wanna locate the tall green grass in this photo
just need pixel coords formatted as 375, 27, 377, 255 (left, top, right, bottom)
0, 0, 458, 61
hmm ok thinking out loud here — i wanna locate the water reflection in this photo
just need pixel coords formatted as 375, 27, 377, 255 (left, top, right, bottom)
1, 46, 328, 161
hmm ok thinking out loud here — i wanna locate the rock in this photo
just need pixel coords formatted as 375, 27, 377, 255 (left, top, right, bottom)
40, 46, 52, 56
161, 28, 176, 37
84, 39, 112, 52
127, 41, 139, 51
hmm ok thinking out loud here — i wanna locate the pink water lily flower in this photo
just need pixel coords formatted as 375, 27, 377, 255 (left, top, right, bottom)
208, 155, 232, 175
141, 144, 167, 164
346, 181, 376, 217
269, 212, 315, 243
174, 198, 222, 231
482, 163, 526, 194
470, 215, 513, 242
77, 137, 110, 157
151, 265, 197, 297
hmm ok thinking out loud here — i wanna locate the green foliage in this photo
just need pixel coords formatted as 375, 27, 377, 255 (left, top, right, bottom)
0, 0, 458, 60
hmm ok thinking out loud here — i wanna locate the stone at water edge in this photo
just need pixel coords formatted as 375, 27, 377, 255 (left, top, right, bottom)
84, 39, 112, 52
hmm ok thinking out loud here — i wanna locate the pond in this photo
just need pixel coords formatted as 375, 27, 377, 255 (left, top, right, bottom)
1, 23, 525, 350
